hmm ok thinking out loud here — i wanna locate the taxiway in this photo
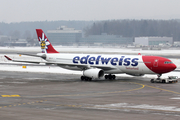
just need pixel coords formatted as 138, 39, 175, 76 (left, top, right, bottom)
0, 71, 180, 120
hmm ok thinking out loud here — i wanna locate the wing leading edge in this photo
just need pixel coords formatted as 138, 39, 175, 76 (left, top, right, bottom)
4, 55, 115, 71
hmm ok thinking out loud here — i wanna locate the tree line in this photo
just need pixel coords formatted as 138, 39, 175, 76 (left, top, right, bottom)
1, 20, 180, 41
0, 20, 94, 39
84, 20, 180, 41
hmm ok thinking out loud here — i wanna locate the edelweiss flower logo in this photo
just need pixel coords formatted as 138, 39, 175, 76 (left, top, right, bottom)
39, 33, 50, 52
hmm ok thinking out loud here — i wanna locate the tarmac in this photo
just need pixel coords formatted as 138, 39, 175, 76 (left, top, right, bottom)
1, 47, 180, 120
0, 71, 180, 120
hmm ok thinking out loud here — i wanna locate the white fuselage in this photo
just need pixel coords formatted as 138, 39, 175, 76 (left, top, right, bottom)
44, 53, 154, 75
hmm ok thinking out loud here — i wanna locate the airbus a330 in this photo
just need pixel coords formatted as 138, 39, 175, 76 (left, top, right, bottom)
5, 29, 177, 81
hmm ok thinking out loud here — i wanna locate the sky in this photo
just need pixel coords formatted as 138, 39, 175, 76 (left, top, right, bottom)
0, 0, 180, 23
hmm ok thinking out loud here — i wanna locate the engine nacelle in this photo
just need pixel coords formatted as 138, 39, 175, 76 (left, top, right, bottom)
83, 68, 104, 79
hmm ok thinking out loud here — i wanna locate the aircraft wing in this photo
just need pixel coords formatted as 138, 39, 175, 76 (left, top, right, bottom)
0, 63, 48, 66
17, 53, 47, 59
56, 63, 114, 70
4, 55, 114, 70
90, 65, 116, 70
4, 55, 41, 64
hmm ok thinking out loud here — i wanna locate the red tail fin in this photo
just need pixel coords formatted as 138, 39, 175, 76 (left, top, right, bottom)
36, 29, 59, 53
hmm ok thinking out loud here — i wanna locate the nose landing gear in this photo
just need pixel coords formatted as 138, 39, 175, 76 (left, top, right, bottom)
151, 74, 162, 83
157, 74, 162, 79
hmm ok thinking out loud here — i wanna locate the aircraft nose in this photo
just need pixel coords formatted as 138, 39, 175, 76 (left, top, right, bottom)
171, 63, 177, 71
162, 63, 177, 73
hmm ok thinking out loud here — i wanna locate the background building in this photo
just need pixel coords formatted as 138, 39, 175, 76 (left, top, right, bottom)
80, 33, 133, 45
47, 26, 134, 46
135, 37, 173, 46
4, 39, 27, 46
47, 26, 82, 45
0, 35, 9, 46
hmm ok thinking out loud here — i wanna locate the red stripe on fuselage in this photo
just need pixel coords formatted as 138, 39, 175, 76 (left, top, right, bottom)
142, 56, 176, 74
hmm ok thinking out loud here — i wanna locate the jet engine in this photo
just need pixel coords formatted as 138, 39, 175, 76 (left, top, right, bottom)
83, 68, 104, 79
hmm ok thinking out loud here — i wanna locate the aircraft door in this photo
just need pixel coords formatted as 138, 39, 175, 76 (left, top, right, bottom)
153, 59, 159, 67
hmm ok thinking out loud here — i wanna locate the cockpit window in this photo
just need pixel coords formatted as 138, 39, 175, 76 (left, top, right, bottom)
164, 61, 173, 64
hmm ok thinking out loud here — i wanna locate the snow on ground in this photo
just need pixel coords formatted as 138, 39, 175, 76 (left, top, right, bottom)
0, 64, 179, 79
0, 65, 82, 75
1, 46, 180, 56
93, 103, 180, 112
0, 47, 180, 79
0, 61, 179, 79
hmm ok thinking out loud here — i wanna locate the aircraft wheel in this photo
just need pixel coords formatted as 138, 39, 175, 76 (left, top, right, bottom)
88, 78, 92, 81
105, 74, 116, 80
81, 76, 85, 81
162, 80, 166, 83
85, 77, 89, 81
151, 79, 154, 83
109, 75, 112, 80
105, 75, 108, 79
81, 76, 92, 81
112, 75, 116, 79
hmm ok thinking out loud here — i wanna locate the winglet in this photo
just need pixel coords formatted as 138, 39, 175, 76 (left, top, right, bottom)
4, 55, 12, 61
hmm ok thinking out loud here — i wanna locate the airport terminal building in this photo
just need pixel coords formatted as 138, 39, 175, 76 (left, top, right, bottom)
47, 26, 134, 45
0, 35, 9, 46
135, 37, 173, 46
80, 33, 133, 45
47, 26, 82, 45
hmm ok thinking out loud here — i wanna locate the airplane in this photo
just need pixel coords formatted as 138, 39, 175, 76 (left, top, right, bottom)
4, 29, 177, 81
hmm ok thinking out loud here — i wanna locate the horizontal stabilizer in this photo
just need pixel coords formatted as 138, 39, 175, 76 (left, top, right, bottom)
4, 55, 41, 64
4, 55, 12, 61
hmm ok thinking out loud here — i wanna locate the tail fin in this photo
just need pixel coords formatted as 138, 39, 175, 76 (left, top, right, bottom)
36, 29, 59, 53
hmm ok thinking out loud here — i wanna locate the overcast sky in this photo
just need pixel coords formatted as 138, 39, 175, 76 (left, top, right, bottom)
0, 0, 180, 23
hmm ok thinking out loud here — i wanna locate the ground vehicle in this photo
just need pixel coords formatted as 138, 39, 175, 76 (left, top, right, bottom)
151, 76, 178, 83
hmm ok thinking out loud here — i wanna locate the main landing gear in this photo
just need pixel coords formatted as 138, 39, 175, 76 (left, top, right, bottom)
105, 74, 116, 80
81, 74, 116, 81
81, 76, 92, 81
